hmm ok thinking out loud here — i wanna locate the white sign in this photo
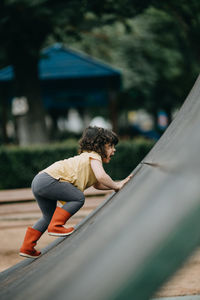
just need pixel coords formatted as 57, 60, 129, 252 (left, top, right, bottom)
12, 97, 29, 116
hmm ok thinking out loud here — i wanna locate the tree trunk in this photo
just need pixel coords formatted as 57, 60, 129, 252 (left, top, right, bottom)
109, 91, 118, 133
0, 86, 9, 144
12, 51, 49, 145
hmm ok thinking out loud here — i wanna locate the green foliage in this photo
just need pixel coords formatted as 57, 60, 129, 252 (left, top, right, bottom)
0, 140, 78, 189
1, 0, 200, 144
0, 0, 151, 60
0, 0, 154, 145
104, 139, 154, 179
0, 139, 154, 189
66, 2, 200, 122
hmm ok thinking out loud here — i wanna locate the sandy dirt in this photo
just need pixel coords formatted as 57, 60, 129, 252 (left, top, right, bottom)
154, 248, 200, 297
0, 197, 103, 272
1, 199, 200, 298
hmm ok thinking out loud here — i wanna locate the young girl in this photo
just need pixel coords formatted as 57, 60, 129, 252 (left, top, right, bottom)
19, 126, 132, 258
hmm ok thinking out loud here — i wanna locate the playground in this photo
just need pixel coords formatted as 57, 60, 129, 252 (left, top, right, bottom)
1, 2, 200, 299
1, 75, 200, 299
1, 199, 200, 298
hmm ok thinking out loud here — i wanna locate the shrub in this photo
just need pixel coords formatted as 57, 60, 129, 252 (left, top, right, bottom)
104, 138, 154, 179
0, 138, 155, 189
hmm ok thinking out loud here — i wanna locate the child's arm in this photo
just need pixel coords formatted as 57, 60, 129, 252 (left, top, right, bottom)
93, 182, 113, 190
91, 159, 132, 191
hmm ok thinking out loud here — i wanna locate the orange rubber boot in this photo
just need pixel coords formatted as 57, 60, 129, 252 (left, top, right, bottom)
19, 227, 42, 258
48, 207, 74, 237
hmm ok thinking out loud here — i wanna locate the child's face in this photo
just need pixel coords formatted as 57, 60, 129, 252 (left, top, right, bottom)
102, 144, 116, 163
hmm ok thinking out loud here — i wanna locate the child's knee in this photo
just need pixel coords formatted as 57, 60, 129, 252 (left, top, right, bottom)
78, 194, 85, 208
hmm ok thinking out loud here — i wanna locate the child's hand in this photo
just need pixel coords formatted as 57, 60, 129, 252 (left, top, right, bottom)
115, 174, 133, 191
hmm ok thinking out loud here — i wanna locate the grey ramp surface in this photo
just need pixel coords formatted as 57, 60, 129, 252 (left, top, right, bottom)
1, 74, 200, 300
153, 296, 200, 300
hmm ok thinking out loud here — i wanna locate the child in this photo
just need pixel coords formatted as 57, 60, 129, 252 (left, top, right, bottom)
19, 126, 132, 258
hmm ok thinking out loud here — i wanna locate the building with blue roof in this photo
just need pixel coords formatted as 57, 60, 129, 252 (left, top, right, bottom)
0, 44, 121, 109
0, 44, 122, 142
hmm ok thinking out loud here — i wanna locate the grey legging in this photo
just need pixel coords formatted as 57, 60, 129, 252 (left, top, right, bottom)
31, 172, 85, 233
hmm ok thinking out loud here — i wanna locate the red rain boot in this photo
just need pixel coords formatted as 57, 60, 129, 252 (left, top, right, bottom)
48, 207, 74, 237
19, 227, 42, 258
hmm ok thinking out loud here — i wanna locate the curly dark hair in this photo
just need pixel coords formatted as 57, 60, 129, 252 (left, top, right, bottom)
79, 126, 119, 159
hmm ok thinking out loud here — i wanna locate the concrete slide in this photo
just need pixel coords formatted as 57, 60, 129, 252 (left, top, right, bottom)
1, 75, 200, 300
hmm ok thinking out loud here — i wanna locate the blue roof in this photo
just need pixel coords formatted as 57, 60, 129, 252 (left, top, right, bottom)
0, 44, 121, 82
0, 44, 121, 108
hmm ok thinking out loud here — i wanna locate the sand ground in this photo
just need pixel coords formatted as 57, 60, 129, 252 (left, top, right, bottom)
1, 199, 200, 298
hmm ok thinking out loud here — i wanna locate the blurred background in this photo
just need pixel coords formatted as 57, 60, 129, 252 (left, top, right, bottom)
0, 0, 200, 188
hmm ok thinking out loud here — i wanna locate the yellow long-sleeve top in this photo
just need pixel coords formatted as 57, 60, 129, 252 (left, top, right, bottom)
41, 151, 102, 192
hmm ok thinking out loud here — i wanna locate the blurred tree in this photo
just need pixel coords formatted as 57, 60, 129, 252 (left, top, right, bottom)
146, 1, 200, 125
0, 48, 8, 143
152, 0, 200, 69
66, 1, 200, 130
120, 8, 189, 126
0, 0, 152, 144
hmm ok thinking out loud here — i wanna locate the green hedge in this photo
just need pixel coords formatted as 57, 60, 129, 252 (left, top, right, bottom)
0, 139, 155, 189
